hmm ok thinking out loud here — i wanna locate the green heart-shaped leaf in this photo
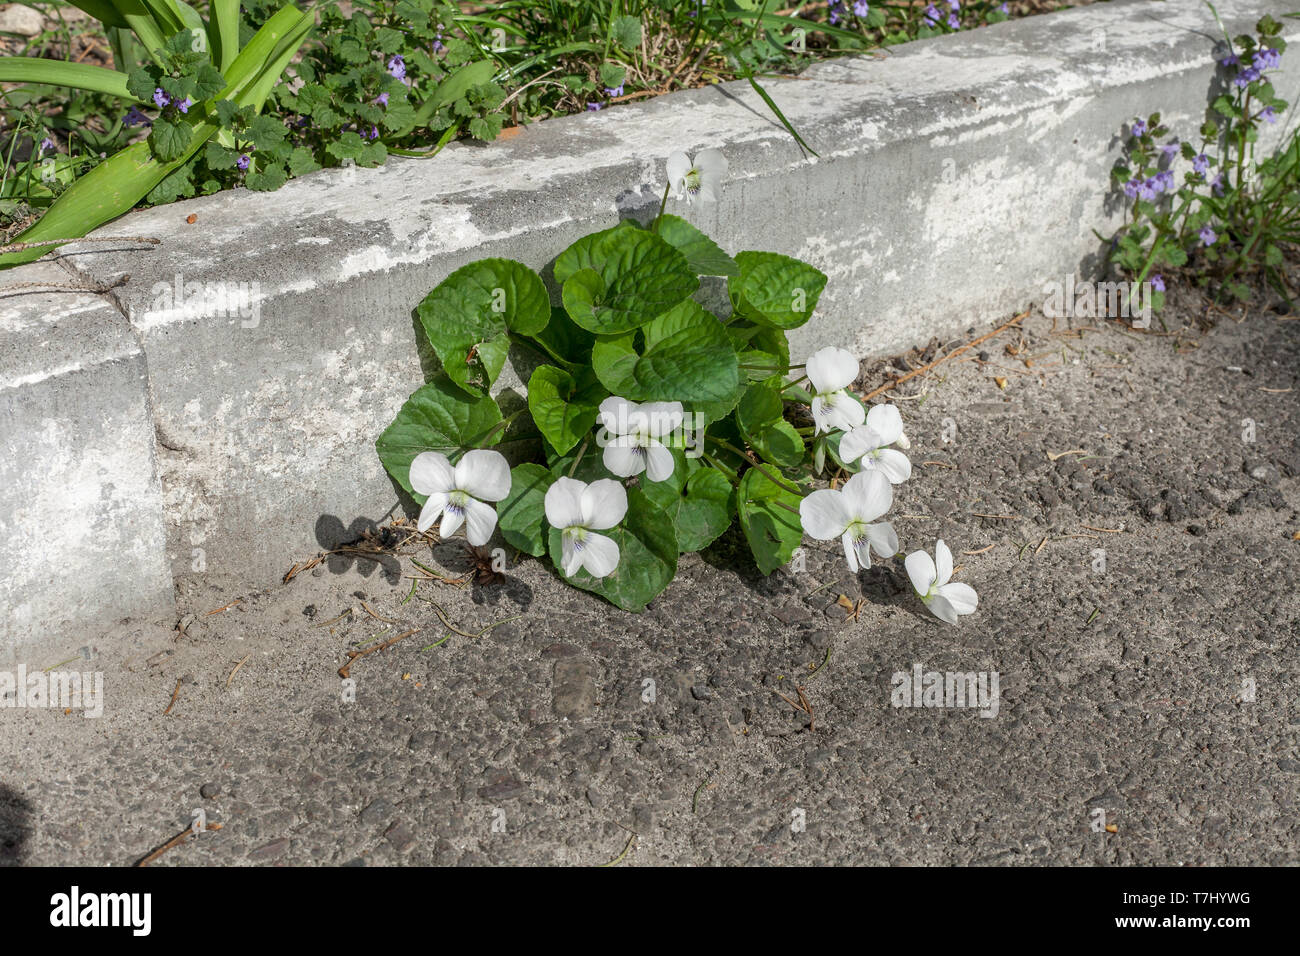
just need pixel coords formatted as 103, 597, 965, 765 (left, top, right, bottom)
737, 384, 805, 467
417, 258, 550, 396
641, 452, 735, 553
728, 251, 827, 329
559, 225, 698, 333
738, 466, 804, 575
498, 463, 554, 556
527, 364, 607, 456
655, 214, 739, 277
375, 373, 503, 502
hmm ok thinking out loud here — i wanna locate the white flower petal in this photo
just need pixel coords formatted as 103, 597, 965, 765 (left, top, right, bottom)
602, 439, 646, 478
865, 403, 904, 445
810, 396, 831, 434
938, 581, 978, 616
544, 476, 586, 530
935, 539, 953, 587
638, 401, 684, 438
580, 531, 620, 578
581, 478, 628, 530
409, 451, 455, 496
598, 395, 636, 435
823, 392, 866, 432
873, 447, 913, 484
866, 521, 899, 559
644, 442, 676, 483
665, 151, 691, 197
905, 549, 937, 595
926, 593, 960, 625
800, 489, 851, 540
463, 497, 498, 546
561, 531, 581, 577
842, 470, 893, 522
416, 491, 449, 534
806, 346, 859, 393
841, 530, 863, 573
439, 501, 466, 539
455, 449, 511, 501
839, 426, 879, 464
694, 147, 728, 184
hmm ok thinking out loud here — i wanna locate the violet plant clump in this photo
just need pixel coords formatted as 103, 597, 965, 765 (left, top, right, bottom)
377, 147, 978, 622
1109, 11, 1295, 308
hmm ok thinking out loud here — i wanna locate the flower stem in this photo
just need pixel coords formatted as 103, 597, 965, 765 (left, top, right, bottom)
652, 180, 671, 232
568, 438, 590, 477
706, 435, 805, 496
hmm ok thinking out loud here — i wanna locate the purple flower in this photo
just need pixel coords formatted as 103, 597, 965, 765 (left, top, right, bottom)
1199, 225, 1217, 246
236, 154, 250, 171
1234, 66, 1261, 88
1123, 179, 1139, 199
1150, 274, 1165, 292
1137, 179, 1157, 202
39, 137, 55, 153
999, 2, 1008, 12
1210, 172, 1225, 195
923, 4, 940, 26
1192, 153, 1209, 175
853, 0, 869, 16
152, 88, 170, 109
1219, 54, 1239, 67
587, 102, 603, 111
1155, 170, 1174, 193
605, 85, 624, 97
1131, 118, 1147, 137
123, 106, 152, 128
176, 97, 192, 114
949, 0, 960, 8
1161, 140, 1179, 158
373, 92, 389, 107
387, 54, 406, 80
1260, 106, 1278, 124
1253, 48, 1281, 72
433, 25, 445, 54
947, 13, 959, 28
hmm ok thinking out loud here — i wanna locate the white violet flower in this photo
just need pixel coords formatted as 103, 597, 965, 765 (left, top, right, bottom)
598, 396, 683, 483
544, 476, 628, 579
799, 469, 899, 573
806, 346, 866, 434
409, 449, 511, 545
666, 147, 727, 203
905, 539, 979, 625
839, 403, 912, 483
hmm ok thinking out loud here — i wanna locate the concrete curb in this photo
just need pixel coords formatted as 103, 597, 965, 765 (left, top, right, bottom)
2, 0, 1296, 653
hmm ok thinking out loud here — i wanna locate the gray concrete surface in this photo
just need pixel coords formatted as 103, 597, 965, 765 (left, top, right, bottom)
2, 0, 1298, 653
0, 263, 172, 660
2, 281, 1296, 865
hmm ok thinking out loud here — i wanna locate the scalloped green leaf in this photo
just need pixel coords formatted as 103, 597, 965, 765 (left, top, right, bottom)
375, 373, 503, 502
656, 214, 739, 277
590, 298, 740, 403
738, 466, 803, 575
737, 384, 804, 467
728, 251, 828, 329
559, 226, 698, 333
641, 452, 735, 553
416, 258, 550, 396
527, 364, 606, 456
498, 463, 554, 556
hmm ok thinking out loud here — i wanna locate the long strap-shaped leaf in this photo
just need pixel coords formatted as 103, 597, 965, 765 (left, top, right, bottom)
0, 5, 313, 269
0, 58, 141, 101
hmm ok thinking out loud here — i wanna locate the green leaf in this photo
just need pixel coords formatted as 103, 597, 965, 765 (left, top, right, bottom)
375, 373, 503, 501
611, 14, 642, 49
655, 214, 739, 276
416, 258, 550, 396
641, 453, 735, 553
149, 116, 192, 163
738, 466, 803, 575
729, 251, 827, 329
737, 384, 804, 467
559, 225, 698, 333
326, 130, 365, 161
590, 298, 740, 403
414, 58, 498, 127
528, 305, 596, 369
546, 488, 677, 611
527, 364, 606, 456
192, 63, 227, 101
498, 463, 553, 557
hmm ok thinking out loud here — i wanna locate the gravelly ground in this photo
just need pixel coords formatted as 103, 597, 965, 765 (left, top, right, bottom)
3, 284, 1298, 867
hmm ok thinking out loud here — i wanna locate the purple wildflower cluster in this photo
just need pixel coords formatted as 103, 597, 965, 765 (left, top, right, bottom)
1223, 45, 1281, 88
1123, 168, 1175, 201
152, 88, 193, 113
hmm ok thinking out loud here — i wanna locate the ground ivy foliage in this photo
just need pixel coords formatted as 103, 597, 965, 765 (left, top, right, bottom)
377, 154, 977, 621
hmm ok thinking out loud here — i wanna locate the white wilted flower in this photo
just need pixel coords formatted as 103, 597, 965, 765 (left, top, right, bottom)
799, 469, 899, 573
806, 346, 865, 434
839, 403, 912, 483
544, 476, 628, 578
905, 539, 979, 625
666, 147, 727, 203
598, 396, 683, 482
409, 449, 511, 545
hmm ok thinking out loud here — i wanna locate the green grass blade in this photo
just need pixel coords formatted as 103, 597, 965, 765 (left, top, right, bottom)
0, 57, 141, 101
211, 0, 240, 72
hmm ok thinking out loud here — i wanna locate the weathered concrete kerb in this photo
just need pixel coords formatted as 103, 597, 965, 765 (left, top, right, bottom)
1, 0, 1297, 655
